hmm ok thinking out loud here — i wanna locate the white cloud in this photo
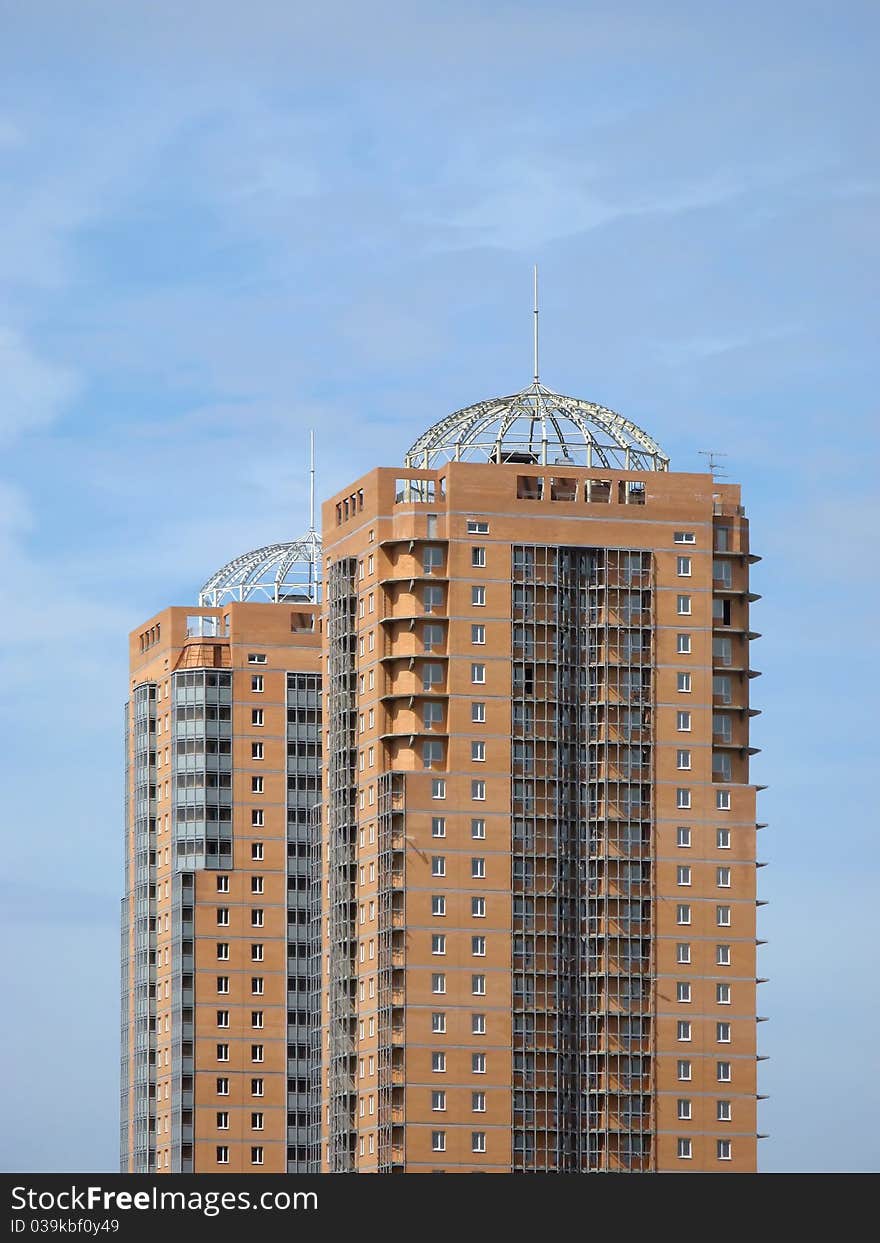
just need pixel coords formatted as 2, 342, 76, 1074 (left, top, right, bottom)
0, 328, 79, 444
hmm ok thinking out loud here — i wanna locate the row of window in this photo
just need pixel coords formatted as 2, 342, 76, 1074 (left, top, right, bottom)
676, 982, 734, 1003
216, 977, 265, 994
675, 944, 733, 965
431, 1132, 488, 1153
676, 1021, 735, 1042
675, 905, 735, 926
679, 1139, 733, 1160
431, 935, 488, 956
216, 876, 264, 894
217, 908, 265, 927
677, 866, 733, 886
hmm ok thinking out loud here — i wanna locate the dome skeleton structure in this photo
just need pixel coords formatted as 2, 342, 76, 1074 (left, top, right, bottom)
198, 530, 322, 607
403, 378, 669, 472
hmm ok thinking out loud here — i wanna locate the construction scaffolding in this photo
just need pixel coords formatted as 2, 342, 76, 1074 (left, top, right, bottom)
324, 557, 360, 1172
377, 771, 406, 1172
511, 546, 655, 1172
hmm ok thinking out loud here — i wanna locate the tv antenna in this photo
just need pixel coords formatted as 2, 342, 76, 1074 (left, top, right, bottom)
698, 449, 728, 477
532, 264, 540, 384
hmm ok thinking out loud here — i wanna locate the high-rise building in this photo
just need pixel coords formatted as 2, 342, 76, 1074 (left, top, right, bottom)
315, 378, 763, 1172
121, 533, 323, 1173
122, 368, 764, 1176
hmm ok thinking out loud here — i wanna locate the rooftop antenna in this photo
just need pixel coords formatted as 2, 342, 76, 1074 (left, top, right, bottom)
309, 429, 316, 533
533, 264, 540, 385
698, 449, 728, 478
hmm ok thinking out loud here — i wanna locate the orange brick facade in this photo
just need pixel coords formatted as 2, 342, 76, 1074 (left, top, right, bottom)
317, 461, 762, 1172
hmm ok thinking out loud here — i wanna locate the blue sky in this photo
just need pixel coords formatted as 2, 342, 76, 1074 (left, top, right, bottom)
0, 0, 877, 1172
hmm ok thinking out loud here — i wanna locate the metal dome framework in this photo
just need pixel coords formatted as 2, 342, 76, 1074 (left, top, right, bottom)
403, 380, 669, 472
198, 531, 322, 607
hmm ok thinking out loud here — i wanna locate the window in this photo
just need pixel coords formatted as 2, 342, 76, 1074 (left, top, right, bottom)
472, 974, 486, 995
717, 906, 731, 927
717, 983, 731, 1004
432, 816, 446, 838
717, 866, 732, 888
676, 982, 691, 1003
717, 944, 731, 966
423, 740, 443, 768
676, 826, 691, 848
716, 1022, 731, 1043
251, 1011, 263, 1029
471, 701, 486, 723
251, 1045, 264, 1063
471, 663, 486, 684
216, 977, 229, 994
248, 652, 267, 664
471, 585, 486, 606
471, 819, 486, 839
432, 973, 446, 994
471, 780, 486, 800
677, 1099, 692, 1120
251, 1112, 263, 1130
431, 856, 446, 877
676, 789, 691, 809
471, 624, 486, 645
716, 827, 731, 849
472, 1092, 486, 1112
423, 701, 443, 730
677, 1138, 693, 1160
471, 741, 486, 762
251, 809, 264, 827
251, 977, 264, 995
216, 943, 229, 961
676, 943, 691, 964
471, 935, 486, 956
471, 1013, 486, 1034
471, 857, 486, 878
423, 584, 444, 612
717, 1100, 732, 1122
251, 776, 264, 794
467, 519, 489, 534
432, 1052, 446, 1072
677, 672, 692, 692
432, 896, 446, 917
422, 662, 444, 691
432, 779, 446, 800
677, 556, 692, 576
717, 790, 731, 811
216, 908, 230, 926
677, 710, 691, 731
676, 595, 692, 616
432, 1013, 446, 1033
251, 944, 263, 961
251, 675, 264, 692
674, 531, 695, 544
472, 897, 486, 918
677, 1020, 691, 1042
677, 1060, 692, 1081
677, 633, 692, 655
472, 1053, 487, 1074
216, 1009, 230, 1028
251, 709, 264, 727
472, 1132, 487, 1153
472, 547, 486, 567
216, 875, 230, 894
216, 1077, 229, 1095
216, 1044, 229, 1062
432, 1091, 446, 1112
251, 1147, 264, 1166
251, 876, 263, 895
717, 1061, 732, 1082
714, 560, 733, 588
432, 1132, 446, 1152
717, 1140, 732, 1161
677, 749, 691, 770
432, 935, 447, 956
423, 546, 443, 573
216, 1146, 229, 1165
251, 909, 264, 927
677, 865, 691, 886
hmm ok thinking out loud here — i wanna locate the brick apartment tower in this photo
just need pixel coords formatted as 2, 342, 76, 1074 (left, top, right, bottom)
120, 536, 323, 1172
315, 379, 764, 1172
